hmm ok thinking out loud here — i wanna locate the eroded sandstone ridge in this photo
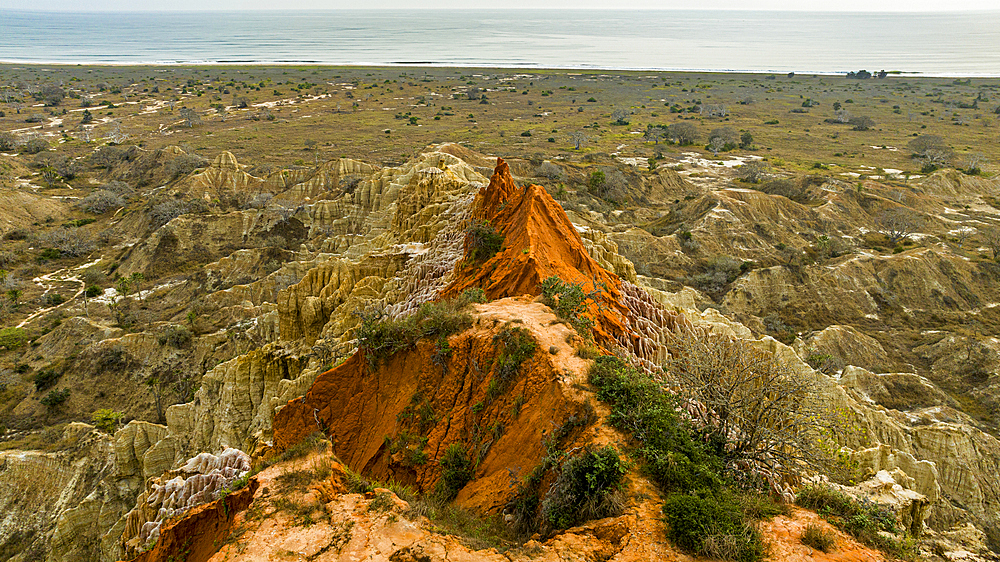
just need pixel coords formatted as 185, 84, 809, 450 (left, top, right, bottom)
1, 145, 999, 561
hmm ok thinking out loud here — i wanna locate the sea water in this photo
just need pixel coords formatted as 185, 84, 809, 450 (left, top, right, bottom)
2, 9, 999, 76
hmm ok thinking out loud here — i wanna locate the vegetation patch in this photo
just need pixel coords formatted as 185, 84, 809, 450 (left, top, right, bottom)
355, 295, 476, 370
540, 445, 627, 530
486, 324, 537, 402
436, 443, 473, 500
796, 484, 915, 558
464, 219, 504, 265
801, 522, 836, 552
540, 276, 597, 337
587, 354, 789, 562
0, 327, 28, 350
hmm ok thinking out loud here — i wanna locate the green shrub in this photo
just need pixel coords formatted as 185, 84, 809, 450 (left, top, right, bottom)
540, 276, 595, 336
44, 293, 65, 306
368, 491, 395, 512
801, 522, 836, 552
34, 369, 61, 391
356, 296, 475, 370
85, 285, 102, 298
587, 355, 785, 561
92, 408, 123, 433
157, 324, 193, 348
388, 430, 429, 467
41, 388, 70, 407
588, 355, 724, 492
796, 484, 912, 557
464, 219, 504, 264
397, 391, 438, 434
437, 443, 473, 500
461, 287, 487, 303
344, 466, 375, 494
541, 446, 627, 530
0, 327, 27, 350
487, 325, 537, 401
662, 492, 765, 562
38, 248, 61, 261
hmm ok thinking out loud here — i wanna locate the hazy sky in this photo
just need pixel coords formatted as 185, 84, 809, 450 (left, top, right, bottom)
4, 0, 1000, 11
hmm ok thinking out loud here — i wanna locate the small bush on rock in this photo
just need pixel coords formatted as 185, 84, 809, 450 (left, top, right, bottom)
437, 443, 472, 500
801, 522, 836, 552
541, 446, 627, 530
464, 219, 504, 265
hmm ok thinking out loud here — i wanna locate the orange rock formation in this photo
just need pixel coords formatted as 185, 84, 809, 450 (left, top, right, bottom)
272, 297, 596, 511
126, 479, 258, 562
441, 158, 687, 366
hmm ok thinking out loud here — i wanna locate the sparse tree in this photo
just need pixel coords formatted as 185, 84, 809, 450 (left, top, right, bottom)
834, 109, 851, 124
569, 131, 587, 150
0, 132, 15, 152
666, 122, 699, 146
708, 136, 726, 156
644, 124, 667, 144
876, 207, 923, 245
907, 134, 953, 169
849, 115, 875, 131
38, 85, 65, 107
664, 329, 825, 474
108, 120, 129, 144
954, 227, 974, 249
735, 160, 771, 184
611, 108, 630, 125
961, 152, 988, 175
178, 107, 201, 128
982, 228, 1000, 260
707, 126, 738, 155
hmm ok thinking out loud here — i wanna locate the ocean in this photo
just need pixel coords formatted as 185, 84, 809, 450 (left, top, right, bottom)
2, 9, 1000, 76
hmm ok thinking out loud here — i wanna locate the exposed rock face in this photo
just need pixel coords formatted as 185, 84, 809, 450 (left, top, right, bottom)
794, 325, 891, 374
119, 448, 251, 558
274, 298, 596, 512
7, 145, 1000, 561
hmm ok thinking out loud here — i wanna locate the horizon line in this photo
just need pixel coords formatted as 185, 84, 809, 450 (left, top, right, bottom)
5, 7, 1000, 13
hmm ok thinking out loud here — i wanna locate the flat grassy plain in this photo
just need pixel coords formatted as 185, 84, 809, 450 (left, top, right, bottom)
1, 64, 998, 179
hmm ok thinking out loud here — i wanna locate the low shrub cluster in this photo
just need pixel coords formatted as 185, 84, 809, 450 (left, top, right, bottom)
436, 443, 473, 500
33, 369, 61, 391
540, 276, 596, 337
149, 199, 190, 228
41, 388, 70, 407
0, 327, 27, 350
464, 219, 504, 264
92, 408, 123, 434
540, 446, 627, 530
486, 325, 537, 401
157, 324, 193, 348
355, 295, 476, 370
685, 256, 750, 298
796, 484, 914, 557
504, 409, 600, 538
79, 190, 126, 214
801, 522, 836, 552
588, 355, 786, 562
